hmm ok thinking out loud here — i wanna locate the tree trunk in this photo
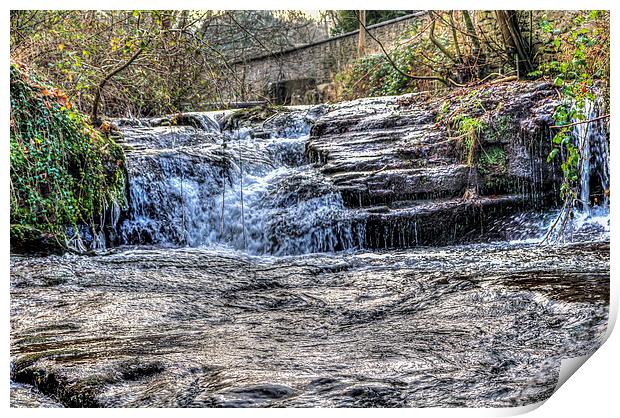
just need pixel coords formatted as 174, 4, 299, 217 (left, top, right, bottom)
357, 10, 366, 58
495, 10, 533, 76
461, 11, 481, 57
449, 11, 463, 63
91, 43, 146, 124
429, 12, 458, 64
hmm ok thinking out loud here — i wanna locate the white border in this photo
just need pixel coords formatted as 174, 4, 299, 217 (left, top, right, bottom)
3, 1, 618, 416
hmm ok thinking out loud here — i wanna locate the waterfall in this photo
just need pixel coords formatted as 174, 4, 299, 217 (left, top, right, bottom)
575, 97, 610, 213
539, 96, 611, 243
504, 96, 610, 244
571, 96, 610, 241
116, 112, 366, 255
112, 96, 609, 253
574, 97, 610, 214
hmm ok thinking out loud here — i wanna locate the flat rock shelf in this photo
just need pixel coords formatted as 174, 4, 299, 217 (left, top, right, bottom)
10, 242, 608, 407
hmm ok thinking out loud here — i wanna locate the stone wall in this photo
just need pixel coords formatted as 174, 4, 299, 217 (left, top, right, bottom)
232, 11, 584, 103
232, 12, 427, 102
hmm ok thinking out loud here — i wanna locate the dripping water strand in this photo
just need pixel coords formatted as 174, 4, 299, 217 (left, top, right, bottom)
221, 140, 227, 236
173, 124, 188, 245
238, 136, 247, 250
180, 170, 187, 245
577, 100, 592, 214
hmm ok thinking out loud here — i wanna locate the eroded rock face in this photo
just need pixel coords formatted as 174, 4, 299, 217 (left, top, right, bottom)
102, 83, 565, 253
306, 82, 562, 248
10, 243, 609, 407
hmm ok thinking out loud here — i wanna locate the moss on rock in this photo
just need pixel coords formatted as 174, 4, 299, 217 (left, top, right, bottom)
478, 146, 509, 193
222, 104, 290, 130
10, 62, 127, 253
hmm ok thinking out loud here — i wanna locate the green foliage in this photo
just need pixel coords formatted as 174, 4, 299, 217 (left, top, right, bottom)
335, 18, 459, 100
453, 114, 485, 136
453, 114, 485, 167
335, 53, 414, 99
335, 41, 424, 99
478, 146, 507, 176
478, 146, 509, 192
383, 43, 421, 94
538, 11, 609, 202
10, 63, 126, 248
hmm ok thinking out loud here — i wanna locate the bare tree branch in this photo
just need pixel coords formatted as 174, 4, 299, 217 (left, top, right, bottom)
91, 40, 148, 123
354, 11, 465, 87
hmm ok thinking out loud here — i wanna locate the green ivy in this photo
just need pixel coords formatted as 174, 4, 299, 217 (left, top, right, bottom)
10, 63, 127, 249
539, 11, 608, 203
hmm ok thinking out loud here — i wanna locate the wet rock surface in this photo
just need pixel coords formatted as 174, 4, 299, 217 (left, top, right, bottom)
106, 82, 567, 254
11, 242, 608, 407
10, 382, 63, 408
306, 82, 562, 247
10, 82, 610, 408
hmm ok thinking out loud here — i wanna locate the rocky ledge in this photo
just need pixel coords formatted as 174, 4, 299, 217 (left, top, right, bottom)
305, 82, 562, 247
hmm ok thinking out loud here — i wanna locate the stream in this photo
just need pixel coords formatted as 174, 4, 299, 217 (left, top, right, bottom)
10, 95, 610, 407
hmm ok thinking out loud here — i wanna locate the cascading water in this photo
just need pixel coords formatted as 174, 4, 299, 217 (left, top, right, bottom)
576, 98, 610, 210
114, 99, 610, 254
500, 96, 610, 244
117, 111, 365, 255
559, 96, 611, 240
571, 96, 610, 239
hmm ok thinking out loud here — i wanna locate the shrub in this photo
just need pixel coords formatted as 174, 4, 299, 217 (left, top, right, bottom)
10, 63, 127, 251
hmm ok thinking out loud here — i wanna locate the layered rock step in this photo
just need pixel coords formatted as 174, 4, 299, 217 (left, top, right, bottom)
307, 82, 561, 248
351, 195, 528, 247
330, 164, 471, 207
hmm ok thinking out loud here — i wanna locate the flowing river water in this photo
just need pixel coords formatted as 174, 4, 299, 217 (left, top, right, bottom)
10, 104, 610, 407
